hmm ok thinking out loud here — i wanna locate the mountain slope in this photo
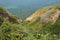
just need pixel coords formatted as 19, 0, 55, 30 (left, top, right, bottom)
0, 7, 21, 24
0, 6, 60, 40
26, 4, 60, 24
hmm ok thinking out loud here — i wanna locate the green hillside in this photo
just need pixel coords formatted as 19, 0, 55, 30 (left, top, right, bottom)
0, 5, 60, 40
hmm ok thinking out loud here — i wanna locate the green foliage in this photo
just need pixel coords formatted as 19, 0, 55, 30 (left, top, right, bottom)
0, 5, 60, 40
0, 6, 6, 12
0, 17, 59, 40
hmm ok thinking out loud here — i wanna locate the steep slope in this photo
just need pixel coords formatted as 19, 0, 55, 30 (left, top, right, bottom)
0, 6, 60, 40
40, 9, 60, 24
0, 7, 21, 24
26, 4, 60, 24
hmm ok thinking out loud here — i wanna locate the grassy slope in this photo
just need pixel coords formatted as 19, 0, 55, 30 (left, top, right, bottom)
0, 5, 60, 40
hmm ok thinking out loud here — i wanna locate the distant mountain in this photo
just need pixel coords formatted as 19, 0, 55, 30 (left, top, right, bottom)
7, 6, 39, 20
26, 4, 60, 24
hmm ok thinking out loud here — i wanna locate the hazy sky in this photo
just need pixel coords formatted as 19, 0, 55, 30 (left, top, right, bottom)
0, 0, 60, 8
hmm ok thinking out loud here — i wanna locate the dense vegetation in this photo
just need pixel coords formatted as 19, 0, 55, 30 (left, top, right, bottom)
0, 5, 60, 40
0, 16, 60, 40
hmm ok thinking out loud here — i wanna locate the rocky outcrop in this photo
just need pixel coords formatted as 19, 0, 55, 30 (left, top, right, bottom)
26, 5, 60, 24
40, 9, 60, 24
